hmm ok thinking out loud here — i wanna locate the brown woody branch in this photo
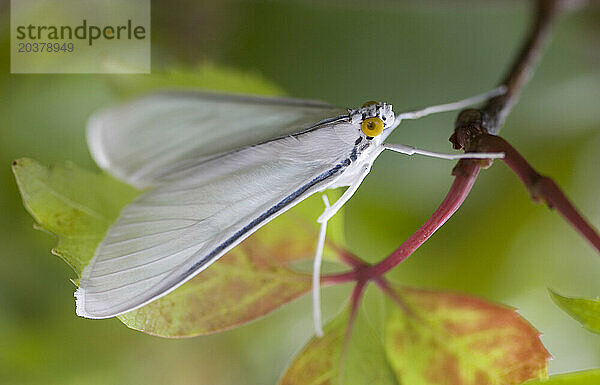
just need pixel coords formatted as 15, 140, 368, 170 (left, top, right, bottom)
475, 0, 561, 136
451, 0, 561, 151
451, 0, 600, 255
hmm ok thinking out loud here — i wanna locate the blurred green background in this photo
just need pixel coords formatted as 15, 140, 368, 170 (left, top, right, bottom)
1, 1, 599, 384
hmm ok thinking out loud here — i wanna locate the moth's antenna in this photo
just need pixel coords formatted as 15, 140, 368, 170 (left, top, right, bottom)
393, 86, 507, 124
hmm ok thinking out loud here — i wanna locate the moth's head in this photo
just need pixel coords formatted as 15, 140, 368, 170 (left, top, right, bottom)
349, 101, 395, 143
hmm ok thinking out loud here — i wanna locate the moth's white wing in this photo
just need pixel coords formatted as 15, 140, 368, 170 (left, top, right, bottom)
76, 123, 358, 319
87, 91, 347, 189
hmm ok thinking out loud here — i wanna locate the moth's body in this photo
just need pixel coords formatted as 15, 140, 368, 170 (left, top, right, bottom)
76, 89, 503, 319
76, 94, 396, 318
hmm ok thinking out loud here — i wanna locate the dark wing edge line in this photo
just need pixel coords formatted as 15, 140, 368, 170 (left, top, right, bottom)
79, 156, 352, 319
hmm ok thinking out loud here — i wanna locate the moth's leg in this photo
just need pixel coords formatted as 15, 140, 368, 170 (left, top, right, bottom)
311, 164, 370, 336
393, 86, 506, 123
317, 164, 371, 224
383, 143, 504, 160
312, 195, 330, 337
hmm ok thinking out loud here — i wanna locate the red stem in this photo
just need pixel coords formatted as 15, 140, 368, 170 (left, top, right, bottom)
336, 280, 367, 374
365, 161, 481, 278
329, 243, 367, 269
476, 134, 600, 254
374, 277, 416, 317
346, 280, 367, 337
323, 161, 481, 283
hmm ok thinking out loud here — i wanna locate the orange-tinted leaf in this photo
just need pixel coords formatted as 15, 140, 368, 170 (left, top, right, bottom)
119, 235, 313, 337
385, 287, 550, 385
279, 285, 549, 385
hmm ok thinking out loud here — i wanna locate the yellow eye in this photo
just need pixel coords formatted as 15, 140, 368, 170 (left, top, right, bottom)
361, 117, 384, 137
362, 100, 379, 107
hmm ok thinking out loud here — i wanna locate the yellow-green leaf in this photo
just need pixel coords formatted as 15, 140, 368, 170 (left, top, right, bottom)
279, 304, 397, 385
549, 290, 600, 334
385, 287, 550, 385
13, 158, 344, 337
521, 369, 600, 385
12, 158, 139, 273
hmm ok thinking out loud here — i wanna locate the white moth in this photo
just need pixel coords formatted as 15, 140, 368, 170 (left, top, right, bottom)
76, 88, 504, 327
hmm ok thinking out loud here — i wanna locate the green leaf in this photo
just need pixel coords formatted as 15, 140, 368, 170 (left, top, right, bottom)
385, 286, 550, 385
520, 369, 600, 385
278, 304, 397, 385
280, 285, 549, 385
340, 307, 398, 385
549, 290, 600, 334
12, 158, 139, 273
279, 309, 349, 385
13, 158, 344, 337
